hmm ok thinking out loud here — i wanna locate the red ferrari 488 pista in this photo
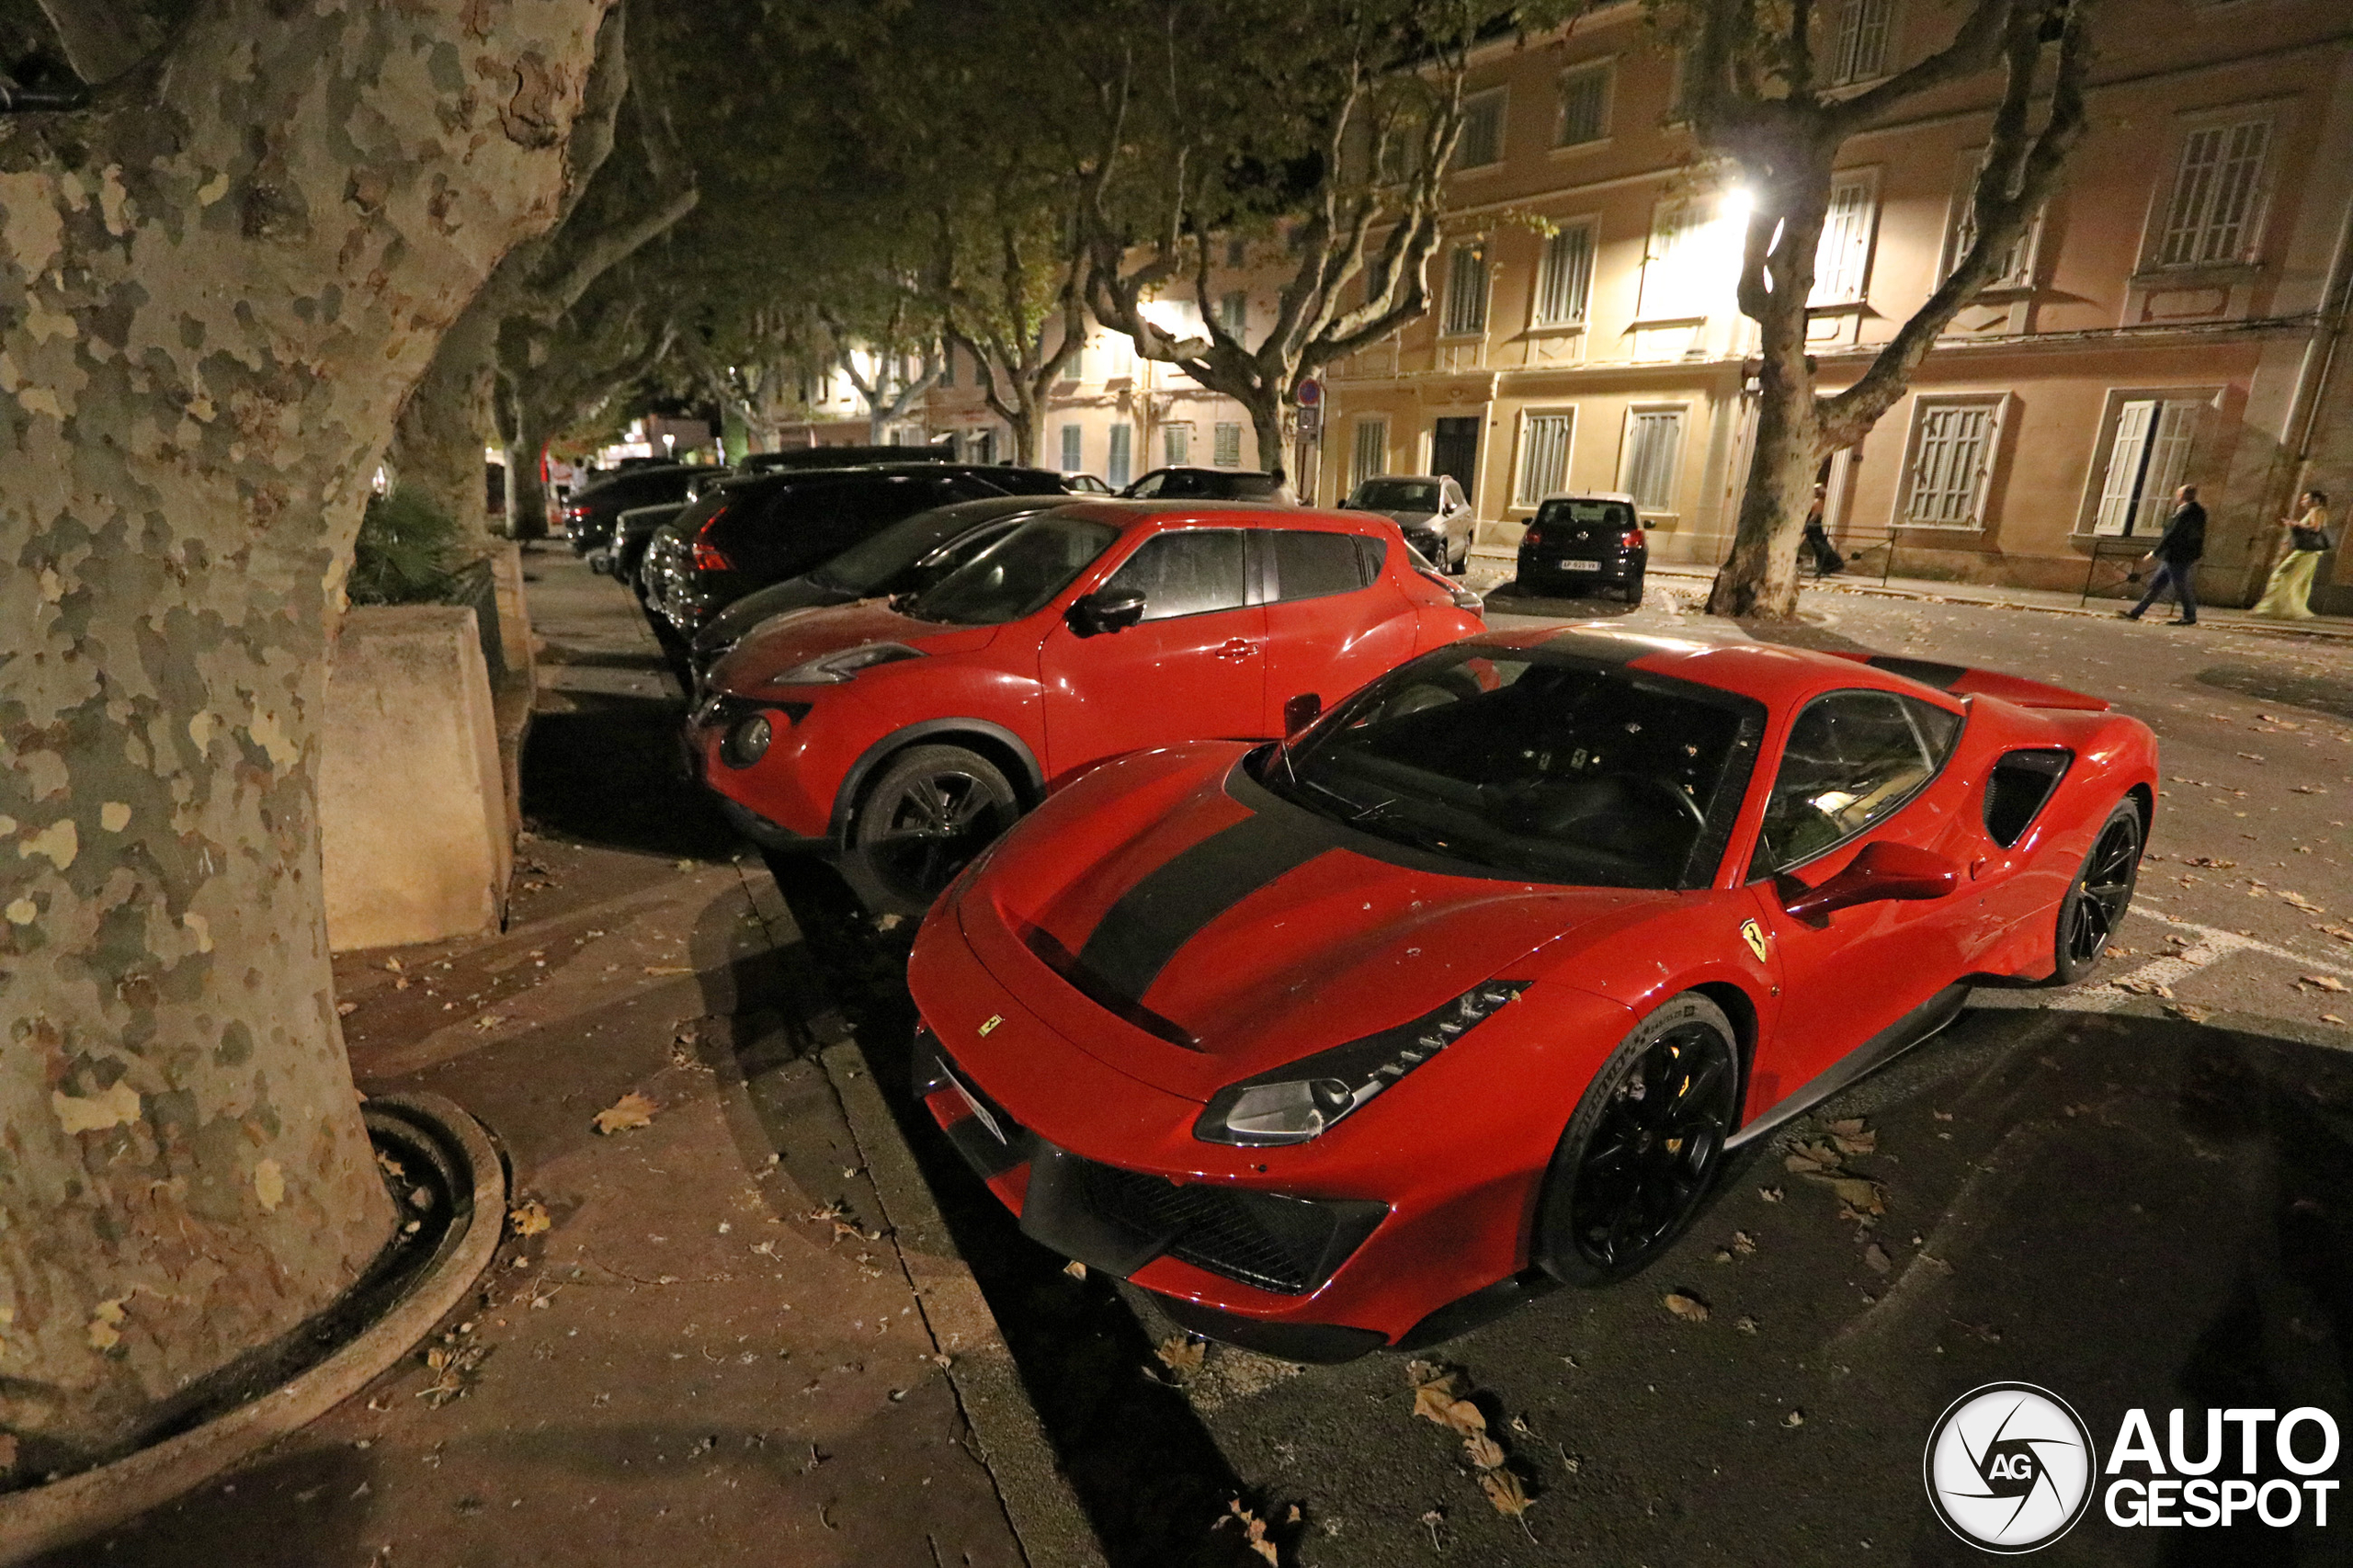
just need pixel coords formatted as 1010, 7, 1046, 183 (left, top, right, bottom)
905, 627, 2158, 1359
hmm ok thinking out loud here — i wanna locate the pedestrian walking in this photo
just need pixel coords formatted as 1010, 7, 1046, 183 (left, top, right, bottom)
2249, 489, 2333, 619
2118, 483, 2207, 625
1800, 483, 1844, 577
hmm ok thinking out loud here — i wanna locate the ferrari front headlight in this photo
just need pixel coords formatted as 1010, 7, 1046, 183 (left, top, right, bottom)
1193, 980, 1528, 1147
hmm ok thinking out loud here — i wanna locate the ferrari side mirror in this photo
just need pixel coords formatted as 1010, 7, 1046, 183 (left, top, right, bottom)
1777, 840, 1961, 925
1069, 589, 1146, 637
1283, 692, 1322, 736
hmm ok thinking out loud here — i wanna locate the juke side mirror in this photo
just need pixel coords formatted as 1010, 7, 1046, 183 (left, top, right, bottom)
1069, 589, 1147, 637
1777, 840, 1961, 925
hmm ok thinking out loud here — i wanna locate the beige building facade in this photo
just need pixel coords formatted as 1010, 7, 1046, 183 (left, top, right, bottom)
1308, 0, 2353, 610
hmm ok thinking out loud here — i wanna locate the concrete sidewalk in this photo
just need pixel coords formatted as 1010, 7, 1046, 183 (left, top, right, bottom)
1469, 543, 2353, 640
36, 551, 1095, 1568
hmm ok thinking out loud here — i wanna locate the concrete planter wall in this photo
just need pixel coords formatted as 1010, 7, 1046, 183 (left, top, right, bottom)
320, 605, 513, 952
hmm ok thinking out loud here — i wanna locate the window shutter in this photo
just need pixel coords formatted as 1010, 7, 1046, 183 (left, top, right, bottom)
1349, 420, 1387, 489
2137, 403, 2197, 534
1213, 423, 1242, 468
1623, 411, 1685, 509
1108, 425, 1132, 490
1515, 414, 1574, 506
1811, 176, 1876, 305
1060, 425, 1083, 473
2094, 402, 2154, 537
1832, 0, 1893, 84
1557, 67, 1608, 146
1534, 225, 1596, 325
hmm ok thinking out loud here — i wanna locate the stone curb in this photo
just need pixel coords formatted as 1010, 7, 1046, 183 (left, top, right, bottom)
820, 1043, 1108, 1568
0, 1092, 506, 1566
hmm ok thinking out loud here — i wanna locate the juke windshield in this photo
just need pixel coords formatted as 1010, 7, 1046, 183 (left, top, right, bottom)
902, 515, 1120, 626
1262, 645, 1765, 890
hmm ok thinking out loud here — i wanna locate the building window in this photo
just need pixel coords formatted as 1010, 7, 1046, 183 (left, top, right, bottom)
1441, 243, 1489, 335
1108, 424, 1133, 489
1812, 173, 1879, 305
1455, 90, 1506, 170
2092, 399, 2199, 538
1217, 290, 1248, 337
1213, 422, 1243, 467
1515, 412, 1575, 506
1556, 63, 1609, 147
1897, 397, 2005, 527
1668, 49, 1696, 122
2156, 119, 2270, 267
1621, 408, 1686, 511
1533, 223, 1596, 326
967, 428, 995, 465
1349, 419, 1389, 489
1165, 423, 1191, 466
1225, 236, 1247, 268
1060, 424, 1083, 473
1637, 201, 1710, 320
1940, 152, 2040, 287
1828, 0, 1894, 85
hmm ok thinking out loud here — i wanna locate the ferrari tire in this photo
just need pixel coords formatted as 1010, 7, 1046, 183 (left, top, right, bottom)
2047, 798, 2143, 986
1533, 992, 1740, 1286
846, 744, 1023, 918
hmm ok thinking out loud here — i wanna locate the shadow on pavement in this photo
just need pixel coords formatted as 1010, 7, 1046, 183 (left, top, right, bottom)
759, 853, 1266, 1568
2194, 663, 2353, 722
518, 699, 737, 862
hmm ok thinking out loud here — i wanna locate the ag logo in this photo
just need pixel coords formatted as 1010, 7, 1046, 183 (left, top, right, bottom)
1925, 1382, 2097, 1552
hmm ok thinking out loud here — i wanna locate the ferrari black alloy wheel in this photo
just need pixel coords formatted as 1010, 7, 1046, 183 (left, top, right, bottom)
848, 744, 1022, 914
1536, 992, 1740, 1285
2050, 799, 2143, 985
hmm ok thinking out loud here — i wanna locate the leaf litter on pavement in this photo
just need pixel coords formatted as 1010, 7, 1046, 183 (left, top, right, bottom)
591, 1091, 657, 1134
1783, 1118, 1888, 1217
1406, 1359, 1539, 1540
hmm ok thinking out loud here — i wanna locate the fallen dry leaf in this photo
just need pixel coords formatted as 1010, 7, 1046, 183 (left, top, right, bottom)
2324, 1015, 2347, 1027
1782, 1409, 1805, 1428
471, 1013, 507, 1032
1732, 1231, 1756, 1256
1153, 1335, 1206, 1380
1664, 1291, 1710, 1324
1479, 1465, 1534, 1525
591, 1092, 657, 1135
2281, 892, 2326, 913
643, 965, 693, 976
335, 1001, 358, 1017
1062, 1260, 1087, 1280
508, 1199, 551, 1237
2113, 976, 2174, 999
1735, 1315, 1759, 1335
1462, 1432, 1507, 1471
2299, 975, 2350, 994
1215, 1501, 1279, 1567
1759, 1186, 1784, 1202
1864, 1242, 1893, 1275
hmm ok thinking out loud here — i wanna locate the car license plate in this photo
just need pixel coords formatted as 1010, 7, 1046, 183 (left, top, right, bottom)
1557, 559, 1602, 572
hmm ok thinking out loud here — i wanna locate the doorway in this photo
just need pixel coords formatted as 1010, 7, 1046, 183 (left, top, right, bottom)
1430, 416, 1480, 501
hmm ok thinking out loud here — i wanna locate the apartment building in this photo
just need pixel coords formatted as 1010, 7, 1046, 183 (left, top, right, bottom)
1311, 0, 2353, 609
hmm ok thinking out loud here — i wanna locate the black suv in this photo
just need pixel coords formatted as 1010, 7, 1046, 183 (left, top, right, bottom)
561, 464, 708, 555
1118, 466, 1290, 502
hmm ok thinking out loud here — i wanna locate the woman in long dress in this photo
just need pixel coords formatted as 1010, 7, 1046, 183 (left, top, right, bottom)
2251, 489, 2332, 619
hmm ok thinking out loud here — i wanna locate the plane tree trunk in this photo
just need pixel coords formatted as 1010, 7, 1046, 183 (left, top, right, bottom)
0, 0, 615, 1469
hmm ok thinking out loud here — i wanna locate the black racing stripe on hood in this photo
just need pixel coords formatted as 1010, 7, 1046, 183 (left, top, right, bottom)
1074, 808, 1332, 1006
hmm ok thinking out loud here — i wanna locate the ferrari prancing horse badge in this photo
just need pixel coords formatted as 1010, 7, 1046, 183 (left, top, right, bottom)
978, 1015, 1003, 1037
1739, 920, 1768, 962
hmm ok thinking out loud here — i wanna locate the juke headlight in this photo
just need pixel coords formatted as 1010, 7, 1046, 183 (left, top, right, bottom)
767, 642, 925, 686
1193, 980, 1529, 1147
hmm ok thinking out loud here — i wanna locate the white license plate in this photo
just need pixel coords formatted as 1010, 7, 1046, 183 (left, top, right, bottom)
1555, 559, 1602, 572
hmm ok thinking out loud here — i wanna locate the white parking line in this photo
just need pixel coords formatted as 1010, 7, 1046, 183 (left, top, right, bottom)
2052, 914, 2353, 1015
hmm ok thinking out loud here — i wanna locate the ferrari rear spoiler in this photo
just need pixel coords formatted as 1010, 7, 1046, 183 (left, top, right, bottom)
1835, 653, 2112, 712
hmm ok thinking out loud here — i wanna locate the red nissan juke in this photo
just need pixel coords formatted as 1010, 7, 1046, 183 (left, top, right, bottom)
691, 500, 1484, 910
904, 627, 2158, 1360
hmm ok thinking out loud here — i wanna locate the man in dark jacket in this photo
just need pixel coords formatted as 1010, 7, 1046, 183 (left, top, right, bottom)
2120, 484, 2207, 625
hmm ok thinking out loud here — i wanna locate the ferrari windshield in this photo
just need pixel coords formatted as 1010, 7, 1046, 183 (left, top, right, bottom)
901, 515, 1119, 626
1265, 644, 1764, 889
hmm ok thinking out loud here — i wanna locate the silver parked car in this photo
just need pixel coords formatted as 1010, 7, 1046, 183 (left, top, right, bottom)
1339, 473, 1475, 574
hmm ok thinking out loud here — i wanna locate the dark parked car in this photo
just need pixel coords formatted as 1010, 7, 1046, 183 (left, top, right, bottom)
1341, 473, 1475, 574
1119, 467, 1290, 503
562, 464, 704, 555
645, 467, 1013, 639
1515, 491, 1649, 604
740, 444, 955, 473
689, 494, 1074, 681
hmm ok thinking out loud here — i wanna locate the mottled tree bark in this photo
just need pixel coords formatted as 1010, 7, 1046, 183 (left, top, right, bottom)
0, 0, 614, 1465
387, 308, 499, 543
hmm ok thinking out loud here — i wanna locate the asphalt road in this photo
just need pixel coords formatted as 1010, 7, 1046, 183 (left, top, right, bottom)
1116, 579, 2353, 1567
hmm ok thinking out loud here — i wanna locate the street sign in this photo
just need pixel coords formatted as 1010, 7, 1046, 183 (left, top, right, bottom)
1297, 406, 1321, 435
1296, 378, 1322, 409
